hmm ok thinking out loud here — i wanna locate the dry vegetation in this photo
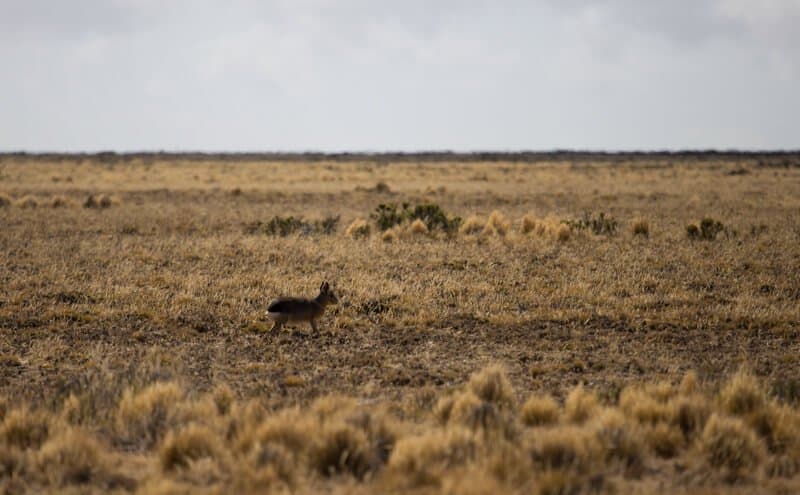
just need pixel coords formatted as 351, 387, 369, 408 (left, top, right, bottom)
1, 153, 799, 494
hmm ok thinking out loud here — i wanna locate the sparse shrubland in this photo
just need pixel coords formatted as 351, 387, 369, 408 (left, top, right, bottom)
1, 154, 799, 493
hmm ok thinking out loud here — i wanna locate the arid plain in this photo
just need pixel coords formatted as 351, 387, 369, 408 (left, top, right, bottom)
1, 153, 799, 494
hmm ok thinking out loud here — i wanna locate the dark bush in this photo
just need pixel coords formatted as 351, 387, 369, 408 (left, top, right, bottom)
370, 203, 461, 233
686, 217, 732, 241
562, 212, 618, 235
244, 215, 339, 237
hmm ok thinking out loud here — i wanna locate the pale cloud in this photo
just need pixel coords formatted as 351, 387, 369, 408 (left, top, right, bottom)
0, 1, 797, 151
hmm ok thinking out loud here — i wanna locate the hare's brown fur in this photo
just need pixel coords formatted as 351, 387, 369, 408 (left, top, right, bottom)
267, 281, 338, 332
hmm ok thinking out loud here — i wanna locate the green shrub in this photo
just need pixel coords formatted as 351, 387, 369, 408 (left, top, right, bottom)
370, 203, 461, 233
371, 203, 407, 231
245, 215, 340, 236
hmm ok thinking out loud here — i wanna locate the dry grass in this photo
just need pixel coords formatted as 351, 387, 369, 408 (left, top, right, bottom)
1, 154, 800, 493
520, 395, 560, 427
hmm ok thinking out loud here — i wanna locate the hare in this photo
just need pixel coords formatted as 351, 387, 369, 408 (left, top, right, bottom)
267, 281, 339, 332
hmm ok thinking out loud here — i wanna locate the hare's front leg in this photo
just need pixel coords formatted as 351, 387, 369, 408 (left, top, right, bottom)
310, 319, 318, 332
271, 320, 283, 332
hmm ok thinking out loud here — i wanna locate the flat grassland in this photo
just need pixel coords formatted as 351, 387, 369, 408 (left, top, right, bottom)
0, 153, 799, 494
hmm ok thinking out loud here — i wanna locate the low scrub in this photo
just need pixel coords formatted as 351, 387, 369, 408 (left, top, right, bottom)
562, 212, 618, 236
246, 215, 340, 236
370, 202, 462, 234
686, 217, 734, 240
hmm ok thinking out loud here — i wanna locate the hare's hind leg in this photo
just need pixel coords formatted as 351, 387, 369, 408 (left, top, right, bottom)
268, 314, 286, 332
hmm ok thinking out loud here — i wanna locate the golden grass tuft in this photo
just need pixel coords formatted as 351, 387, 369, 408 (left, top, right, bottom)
528, 425, 599, 473
408, 218, 429, 235
672, 394, 711, 438
116, 381, 183, 449
644, 423, 685, 458
345, 218, 371, 238
211, 384, 235, 416
700, 414, 765, 474
447, 391, 509, 434
590, 409, 646, 471
482, 210, 510, 236
459, 215, 484, 235
310, 395, 357, 423
36, 427, 107, 486
15, 195, 38, 208
718, 370, 766, 416
433, 394, 456, 425
521, 395, 560, 427
388, 428, 476, 485
619, 387, 673, 425
564, 385, 599, 424
310, 422, 372, 478
631, 217, 650, 237
1, 408, 51, 450
84, 193, 115, 209
251, 409, 314, 455
556, 224, 571, 242
51, 196, 70, 208
520, 213, 538, 234
381, 227, 398, 242
159, 424, 224, 471
467, 364, 515, 411
679, 370, 699, 395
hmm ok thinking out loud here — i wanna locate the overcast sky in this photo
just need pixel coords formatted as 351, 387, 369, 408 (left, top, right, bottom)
1, 1, 798, 151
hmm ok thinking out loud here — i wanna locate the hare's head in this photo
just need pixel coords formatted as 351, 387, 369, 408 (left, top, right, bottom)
318, 281, 339, 306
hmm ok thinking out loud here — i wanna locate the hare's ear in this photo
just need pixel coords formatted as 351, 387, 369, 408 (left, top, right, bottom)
321, 281, 329, 292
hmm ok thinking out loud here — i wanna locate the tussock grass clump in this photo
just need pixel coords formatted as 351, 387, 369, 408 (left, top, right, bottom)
644, 423, 685, 458
116, 381, 183, 449
468, 364, 515, 412
389, 429, 476, 485
686, 217, 729, 240
36, 427, 107, 486
160, 424, 224, 471
619, 387, 673, 425
408, 218, 429, 235
631, 217, 650, 237
1, 408, 51, 450
310, 422, 372, 479
564, 385, 599, 424
250, 410, 314, 456
590, 409, 645, 471
433, 394, 457, 425
718, 370, 766, 416
448, 391, 507, 435
556, 224, 571, 242
459, 215, 484, 235
0, 193, 12, 207
700, 414, 765, 474
51, 196, 69, 208
520, 213, 538, 234
381, 227, 398, 242
345, 219, 371, 239
84, 194, 114, 209
528, 426, 599, 473
672, 394, 712, 439
563, 212, 618, 236
15, 195, 38, 208
482, 210, 510, 236
521, 395, 560, 427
